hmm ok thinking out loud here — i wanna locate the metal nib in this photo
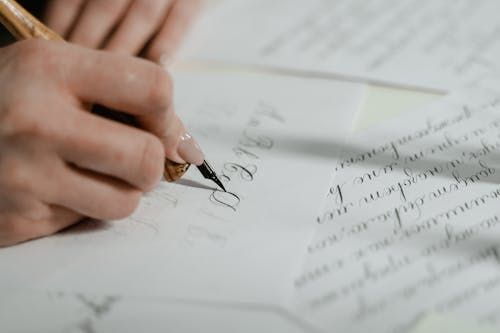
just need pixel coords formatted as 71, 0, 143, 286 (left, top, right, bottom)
196, 160, 226, 192
211, 176, 227, 192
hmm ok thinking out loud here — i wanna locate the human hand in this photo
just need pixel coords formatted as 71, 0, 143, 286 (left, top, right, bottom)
0, 39, 204, 246
43, 0, 201, 65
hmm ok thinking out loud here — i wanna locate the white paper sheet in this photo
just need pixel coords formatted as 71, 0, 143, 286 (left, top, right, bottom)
183, 0, 500, 91
409, 313, 499, 333
0, 290, 315, 333
291, 82, 500, 332
0, 71, 365, 330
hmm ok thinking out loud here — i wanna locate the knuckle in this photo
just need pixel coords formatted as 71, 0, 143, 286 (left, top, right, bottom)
137, 135, 164, 190
0, 100, 40, 138
110, 189, 142, 219
0, 96, 58, 142
13, 39, 45, 59
13, 40, 51, 67
147, 68, 172, 111
0, 216, 30, 246
0, 157, 33, 193
13, 40, 63, 76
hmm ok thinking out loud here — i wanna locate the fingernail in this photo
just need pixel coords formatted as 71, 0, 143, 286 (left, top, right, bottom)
177, 132, 205, 166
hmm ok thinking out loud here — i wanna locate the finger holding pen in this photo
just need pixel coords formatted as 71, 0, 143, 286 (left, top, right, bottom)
0, 0, 216, 246
1, 0, 207, 170
62, 41, 205, 166
0, 39, 206, 246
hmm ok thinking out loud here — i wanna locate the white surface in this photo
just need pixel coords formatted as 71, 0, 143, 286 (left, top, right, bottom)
0, 71, 365, 332
0, 290, 314, 333
410, 313, 499, 333
291, 81, 500, 332
184, 0, 500, 91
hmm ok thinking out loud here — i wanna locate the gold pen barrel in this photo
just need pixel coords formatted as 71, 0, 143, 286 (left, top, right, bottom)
0, 0, 61, 41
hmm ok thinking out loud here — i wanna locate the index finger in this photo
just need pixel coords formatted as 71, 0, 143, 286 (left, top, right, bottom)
56, 42, 188, 163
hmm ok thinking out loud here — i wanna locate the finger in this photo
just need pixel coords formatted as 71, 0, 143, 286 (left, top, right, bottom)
0, 205, 81, 247
0, 135, 141, 221
0, 146, 81, 246
56, 110, 164, 191
146, 0, 202, 65
43, 0, 85, 37
18, 205, 81, 242
55, 165, 143, 221
67, 0, 131, 49
0, 138, 66, 205
63, 45, 171, 120
0, 191, 34, 214
36, 205, 82, 235
104, 0, 172, 56
59, 45, 188, 163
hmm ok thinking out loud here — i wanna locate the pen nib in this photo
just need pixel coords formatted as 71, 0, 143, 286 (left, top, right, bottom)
213, 177, 227, 192
196, 160, 227, 192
